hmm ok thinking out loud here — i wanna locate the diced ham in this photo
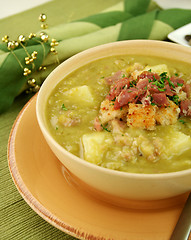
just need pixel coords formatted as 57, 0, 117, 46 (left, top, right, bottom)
183, 84, 191, 98
152, 93, 169, 106
136, 78, 149, 89
94, 117, 103, 131
180, 99, 191, 116
139, 91, 151, 106
107, 77, 130, 101
170, 76, 185, 87
105, 71, 124, 85
114, 88, 141, 110
148, 83, 161, 94
164, 83, 176, 96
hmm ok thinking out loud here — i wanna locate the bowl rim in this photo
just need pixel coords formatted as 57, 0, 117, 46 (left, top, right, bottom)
36, 39, 191, 179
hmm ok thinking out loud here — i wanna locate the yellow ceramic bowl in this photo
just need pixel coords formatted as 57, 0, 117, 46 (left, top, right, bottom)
36, 40, 191, 201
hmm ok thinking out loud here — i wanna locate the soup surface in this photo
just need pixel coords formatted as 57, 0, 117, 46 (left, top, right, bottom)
46, 55, 191, 173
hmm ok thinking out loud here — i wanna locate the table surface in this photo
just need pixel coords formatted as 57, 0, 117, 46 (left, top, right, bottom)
0, 0, 191, 239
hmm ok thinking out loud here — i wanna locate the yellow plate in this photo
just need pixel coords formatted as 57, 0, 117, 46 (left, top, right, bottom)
8, 94, 190, 240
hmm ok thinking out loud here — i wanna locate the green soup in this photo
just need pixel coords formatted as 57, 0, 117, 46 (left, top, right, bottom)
46, 55, 191, 174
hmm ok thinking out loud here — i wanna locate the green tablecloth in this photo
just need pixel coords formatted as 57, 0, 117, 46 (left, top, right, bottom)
0, 0, 121, 239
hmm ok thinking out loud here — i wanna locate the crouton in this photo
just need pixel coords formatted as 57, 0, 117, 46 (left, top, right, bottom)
127, 103, 157, 130
155, 100, 180, 125
99, 99, 128, 124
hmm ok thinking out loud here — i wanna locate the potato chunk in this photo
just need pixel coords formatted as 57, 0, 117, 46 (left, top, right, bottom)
63, 85, 94, 106
143, 64, 170, 76
81, 132, 113, 164
127, 103, 157, 130
164, 130, 191, 158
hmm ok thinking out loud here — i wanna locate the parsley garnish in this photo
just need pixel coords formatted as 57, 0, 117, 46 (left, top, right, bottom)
101, 124, 111, 132
169, 95, 179, 105
61, 104, 68, 111
167, 77, 175, 88
129, 80, 137, 87
158, 87, 166, 92
179, 119, 186, 124
177, 82, 183, 87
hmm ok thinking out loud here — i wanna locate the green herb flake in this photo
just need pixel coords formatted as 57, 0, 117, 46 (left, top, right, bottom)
148, 69, 151, 72
179, 119, 186, 124
157, 87, 166, 92
111, 97, 116, 102
167, 77, 175, 88
62, 104, 68, 111
101, 124, 111, 132
170, 95, 179, 105
129, 80, 137, 87
177, 82, 183, 87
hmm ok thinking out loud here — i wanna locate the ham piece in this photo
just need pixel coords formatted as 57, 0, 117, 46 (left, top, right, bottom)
107, 77, 130, 101
152, 93, 169, 106
180, 99, 191, 116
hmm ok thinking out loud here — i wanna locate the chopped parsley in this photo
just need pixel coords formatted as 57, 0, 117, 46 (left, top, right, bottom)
169, 95, 179, 105
61, 103, 68, 111
101, 124, 111, 132
167, 77, 175, 88
177, 82, 183, 87
129, 80, 137, 87
111, 97, 116, 102
179, 119, 186, 124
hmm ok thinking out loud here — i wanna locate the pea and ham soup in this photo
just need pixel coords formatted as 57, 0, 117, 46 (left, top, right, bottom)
46, 56, 191, 174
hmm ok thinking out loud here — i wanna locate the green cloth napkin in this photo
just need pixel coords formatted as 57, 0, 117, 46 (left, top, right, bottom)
0, 0, 158, 113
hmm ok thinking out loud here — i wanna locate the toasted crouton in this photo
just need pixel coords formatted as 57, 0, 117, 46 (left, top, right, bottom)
127, 103, 157, 130
99, 99, 128, 124
155, 100, 180, 125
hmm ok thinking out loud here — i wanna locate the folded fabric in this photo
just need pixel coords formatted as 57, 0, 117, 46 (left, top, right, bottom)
38, 0, 157, 40
0, 0, 159, 113
44, 8, 191, 65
